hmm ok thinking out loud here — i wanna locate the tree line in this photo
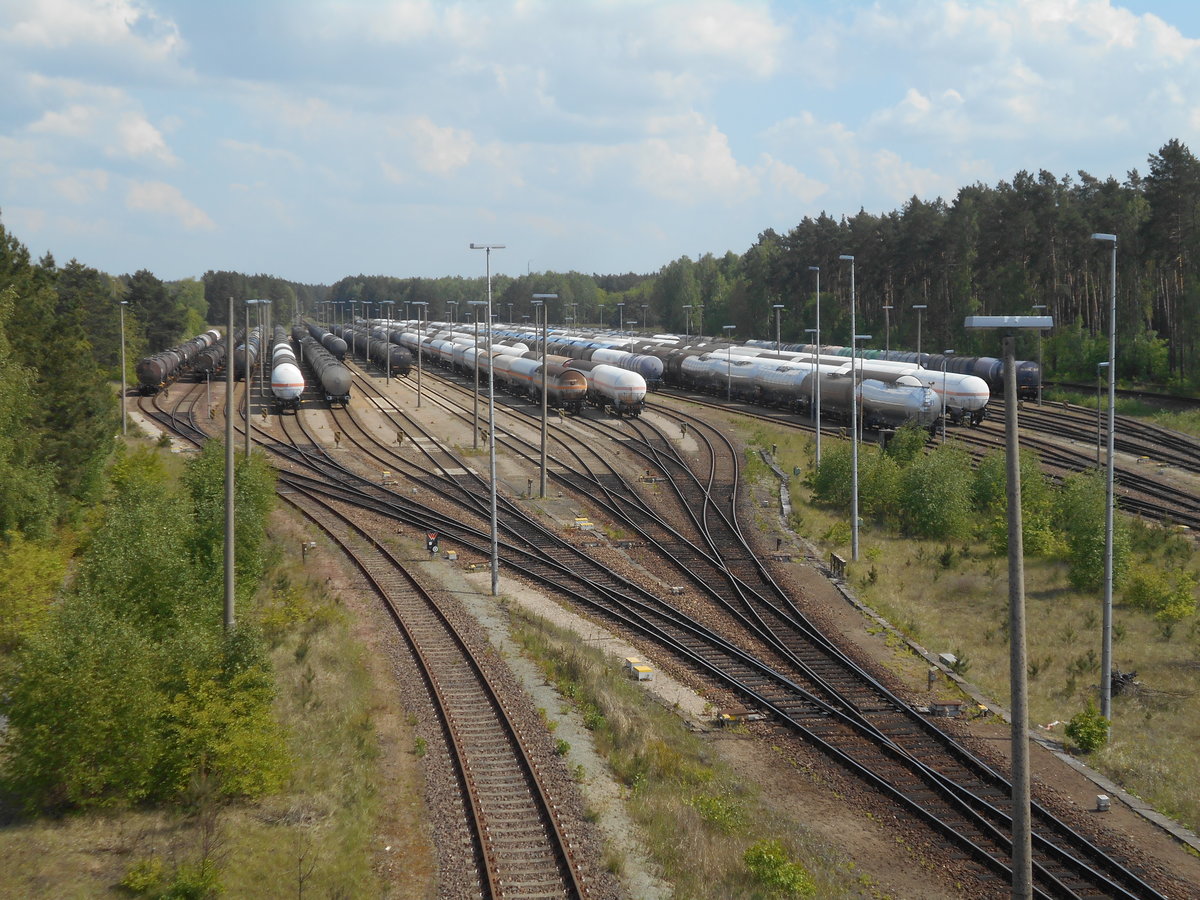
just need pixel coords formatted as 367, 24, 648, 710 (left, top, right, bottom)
300, 139, 1200, 392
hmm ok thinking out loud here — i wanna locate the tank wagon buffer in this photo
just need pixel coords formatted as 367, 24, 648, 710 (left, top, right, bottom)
269, 325, 305, 412
295, 331, 352, 406
135, 328, 222, 394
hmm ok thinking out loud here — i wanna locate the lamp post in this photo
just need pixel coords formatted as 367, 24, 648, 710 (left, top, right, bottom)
470, 242, 505, 596
1096, 362, 1109, 465
912, 304, 927, 366
941, 350, 954, 442
225, 295, 236, 631
641, 303, 648, 335
682, 304, 692, 339
882, 305, 893, 356
773, 303, 785, 355
533, 293, 557, 497
1031, 304, 1047, 407
448, 300, 458, 325
964, 314, 1053, 900
1091, 232, 1118, 727
380, 300, 395, 384
244, 298, 264, 459
840, 255, 861, 561
118, 299, 128, 436
722, 324, 735, 399
807, 266, 822, 465
413, 301, 428, 409
617, 302, 625, 333
468, 300, 487, 450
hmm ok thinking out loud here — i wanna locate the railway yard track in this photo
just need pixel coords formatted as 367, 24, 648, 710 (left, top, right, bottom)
135, 353, 1200, 899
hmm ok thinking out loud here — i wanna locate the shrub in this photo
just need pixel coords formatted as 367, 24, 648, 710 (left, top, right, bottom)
897, 445, 974, 539
744, 839, 817, 897
1065, 701, 1110, 753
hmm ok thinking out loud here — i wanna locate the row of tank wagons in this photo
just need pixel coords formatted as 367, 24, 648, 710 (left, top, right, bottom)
291, 325, 352, 406
135, 328, 224, 394
330, 324, 414, 377
489, 327, 994, 431
338, 321, 648, 417
745, 340, 1040, 402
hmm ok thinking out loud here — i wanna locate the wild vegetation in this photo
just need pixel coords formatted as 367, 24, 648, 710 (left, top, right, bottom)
761, 422, 1200, 834
509, 605, 863, 899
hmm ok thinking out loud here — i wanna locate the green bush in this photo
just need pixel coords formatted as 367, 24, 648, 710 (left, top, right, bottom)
897, 445, 974, 539
1065, 701, 1110, 753
743, 839, 816, 897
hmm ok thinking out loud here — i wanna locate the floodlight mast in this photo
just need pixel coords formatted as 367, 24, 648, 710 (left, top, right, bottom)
470, 243, 505, 596
963, 313, 1052, 900
1091, 232, 1118, 730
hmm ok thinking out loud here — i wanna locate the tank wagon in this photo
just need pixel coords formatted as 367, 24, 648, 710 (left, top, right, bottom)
554, 357, 647, 416
296, 334, 352, 406
366, 327, 413, 376
135, 328, 222, 393
307, 322, 347, 359
232, 327, 262, 382
193, 329, 238, 378
494, 354, 587, 412
270, 326, 304, 412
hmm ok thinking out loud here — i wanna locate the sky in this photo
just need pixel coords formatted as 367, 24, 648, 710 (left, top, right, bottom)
2, 0, 1199, 286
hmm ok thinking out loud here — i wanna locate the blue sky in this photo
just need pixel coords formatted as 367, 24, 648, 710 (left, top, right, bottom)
2, 0, 1199, 284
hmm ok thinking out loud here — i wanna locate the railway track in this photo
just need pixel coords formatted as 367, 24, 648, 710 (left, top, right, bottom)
141, 355, 1189, 897
279, 484, 587, 899
291, 360, 1177, 897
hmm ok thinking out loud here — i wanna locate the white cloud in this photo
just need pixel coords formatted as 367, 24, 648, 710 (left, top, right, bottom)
125, 181, 214, 231
53, 169, 109, 204
24, 76, 177, 164
0, 0, 181, 59
634, 116, 756, 203
116, 112, 175, 163
640, 0, 787, 79
758, 155, 826, 205
403, 116, 476, 175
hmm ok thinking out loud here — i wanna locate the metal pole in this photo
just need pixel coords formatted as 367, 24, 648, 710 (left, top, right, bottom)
415, 303, 425, 408
683, 304, 691, 339
723, 325, 735, 398
883, 305, 892, 356
118, 299, 127, 435
1032, 304, 1047, 407
244, 301, 252, 459
1003, 334, 1033, 898
533, 293, 557, 498
841, 255, 859, 561
942, 351, 954, 442
773, 303, 784, 355
809, 266, 821, 466
1092, 234, 1118, 725
471, 243, 505, 596
225, 295, 236, 631
913, 304, 927, 367
381, 300, 394, 384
